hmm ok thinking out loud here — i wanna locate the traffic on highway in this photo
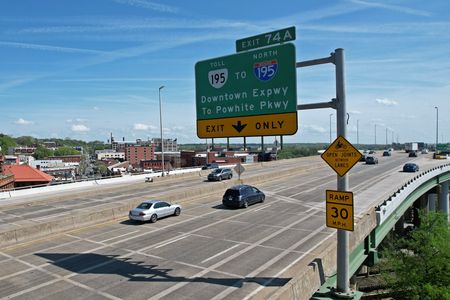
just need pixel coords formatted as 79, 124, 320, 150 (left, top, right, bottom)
0, 152, 444, 299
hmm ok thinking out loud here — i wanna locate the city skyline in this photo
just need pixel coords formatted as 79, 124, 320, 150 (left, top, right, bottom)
1, 0, 449, 144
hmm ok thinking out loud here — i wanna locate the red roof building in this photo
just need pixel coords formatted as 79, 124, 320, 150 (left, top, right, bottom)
2, 165, 54, 188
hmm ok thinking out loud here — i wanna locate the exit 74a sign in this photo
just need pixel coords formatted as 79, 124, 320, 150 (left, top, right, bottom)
195, 43, 297, 138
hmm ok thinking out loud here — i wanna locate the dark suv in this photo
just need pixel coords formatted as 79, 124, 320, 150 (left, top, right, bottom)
365, 156, 378, 164
207, 168, 233, 181
222, 185, 265, 208
409, 151, 418, 157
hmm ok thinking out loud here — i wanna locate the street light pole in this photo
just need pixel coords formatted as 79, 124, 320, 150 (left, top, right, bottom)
356, 119, 359, 146
435, 106, 439, 151
374, 124, 377, 145
329, 113, 333, 143
159, 86, 165, 176
385, 127, 388, 147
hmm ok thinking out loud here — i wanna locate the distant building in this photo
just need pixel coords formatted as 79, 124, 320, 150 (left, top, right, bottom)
3, 155, 19, 165
2, 165, 53, 188
152, 138, 178, 152
13, 146, 36, 155
154, 152, 180, 169
180, 151, 196, 168
46, 155, 82, 163
0, 155, 14, 190
43, 141, 57, 149
95, 149, 125, 161
125, 143, 155, 168
140, 159, 173, 171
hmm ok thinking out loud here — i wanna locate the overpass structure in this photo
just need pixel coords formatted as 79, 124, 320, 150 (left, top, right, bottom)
0, 153, 448, 300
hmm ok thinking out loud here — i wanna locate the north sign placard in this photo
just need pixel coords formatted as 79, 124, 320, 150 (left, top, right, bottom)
321, 135, 362, 177
326, 190, 354, 231
195, 43, 297, 138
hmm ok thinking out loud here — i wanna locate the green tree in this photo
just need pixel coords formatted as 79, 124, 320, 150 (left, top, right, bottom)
33, 146, 54, 160
0, 134, 17, 154
380, 211, 450, 300
16, 136, 37, 146
54, 147, 81, 156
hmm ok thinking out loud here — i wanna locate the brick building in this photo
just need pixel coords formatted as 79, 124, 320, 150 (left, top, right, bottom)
125, 144, 155, 168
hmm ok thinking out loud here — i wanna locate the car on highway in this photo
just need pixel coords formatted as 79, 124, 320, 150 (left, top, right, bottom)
202, 163, 219, 170
369, 150, 376, 154
409, 151, 418, 157
208, 168, 233, 181
365, 156, 378, 164
403, 163, 419, 172
129, 200, 181, 223
421, 149, 429, 154
383, 150, 391, 156
222, 185, 265, 208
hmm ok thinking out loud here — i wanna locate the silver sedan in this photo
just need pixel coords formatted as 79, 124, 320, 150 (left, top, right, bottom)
129, 200, 181, 223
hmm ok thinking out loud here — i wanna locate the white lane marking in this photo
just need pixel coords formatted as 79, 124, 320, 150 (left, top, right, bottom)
201, 244, 240, 264
147, 207, 318, 300
253, 204, 271, 212
154, 235, 189, 249
211, 225, 329, 300
242, 230, 335, 300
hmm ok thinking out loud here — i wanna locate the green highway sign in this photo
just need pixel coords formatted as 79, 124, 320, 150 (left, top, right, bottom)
195, 43, 297, 138
236, 26, 296, 52
436, 143, 448, 151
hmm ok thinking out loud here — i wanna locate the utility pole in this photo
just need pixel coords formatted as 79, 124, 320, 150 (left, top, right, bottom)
374, 124, 377, 145
356, 119, 359, 146
158, 85, 165, 176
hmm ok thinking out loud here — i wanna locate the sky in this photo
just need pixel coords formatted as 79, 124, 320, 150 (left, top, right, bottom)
1, 0, 449, 145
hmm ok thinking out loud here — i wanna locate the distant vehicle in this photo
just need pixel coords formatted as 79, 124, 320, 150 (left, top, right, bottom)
383, 150, 391, 156
421, 149, 429, 154
365, 156, 378, 164
222, 185, 265, 208
369, 150, 376, 154
359, 154, 367, 162
403, 163, 419, 172
202, 163, 219, 170
208, 168, 233, 181
405, 142, 418, 153
129, 200, 181, 223
388, 148, 394, 152
409, 151, 418, 157
434, 153, 449, 159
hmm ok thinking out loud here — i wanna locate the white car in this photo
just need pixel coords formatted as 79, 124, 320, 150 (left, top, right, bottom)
129, 200, 181, 223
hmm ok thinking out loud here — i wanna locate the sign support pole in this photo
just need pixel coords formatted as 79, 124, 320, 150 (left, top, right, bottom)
297, 49, 356, 297
334, 48, 350, 295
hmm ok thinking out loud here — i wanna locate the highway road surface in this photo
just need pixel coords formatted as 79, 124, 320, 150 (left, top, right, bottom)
0, 152, 445, 300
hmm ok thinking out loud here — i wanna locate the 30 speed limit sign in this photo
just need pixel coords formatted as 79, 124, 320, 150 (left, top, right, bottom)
326, 190, 354, 231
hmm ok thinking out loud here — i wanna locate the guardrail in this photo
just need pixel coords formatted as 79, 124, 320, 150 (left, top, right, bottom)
0, 167, 204, 200
376, 163, 450, 225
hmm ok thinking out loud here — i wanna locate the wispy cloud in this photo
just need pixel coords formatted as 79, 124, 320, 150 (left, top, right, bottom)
133, 123, 157, 131
14, 118, 33, 125
111, 0, 179, 13
349, 0, 432, 17
0, 41, 107, 55
376, 98, 398, 106
71, 124, 90, 132
302, 124, 327, 134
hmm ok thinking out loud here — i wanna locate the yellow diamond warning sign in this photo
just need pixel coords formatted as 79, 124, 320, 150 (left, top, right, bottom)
326, 190, 354, 231
321, 135, 362, 177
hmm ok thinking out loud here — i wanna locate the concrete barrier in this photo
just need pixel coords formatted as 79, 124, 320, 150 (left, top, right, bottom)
0, 162, 324, 248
